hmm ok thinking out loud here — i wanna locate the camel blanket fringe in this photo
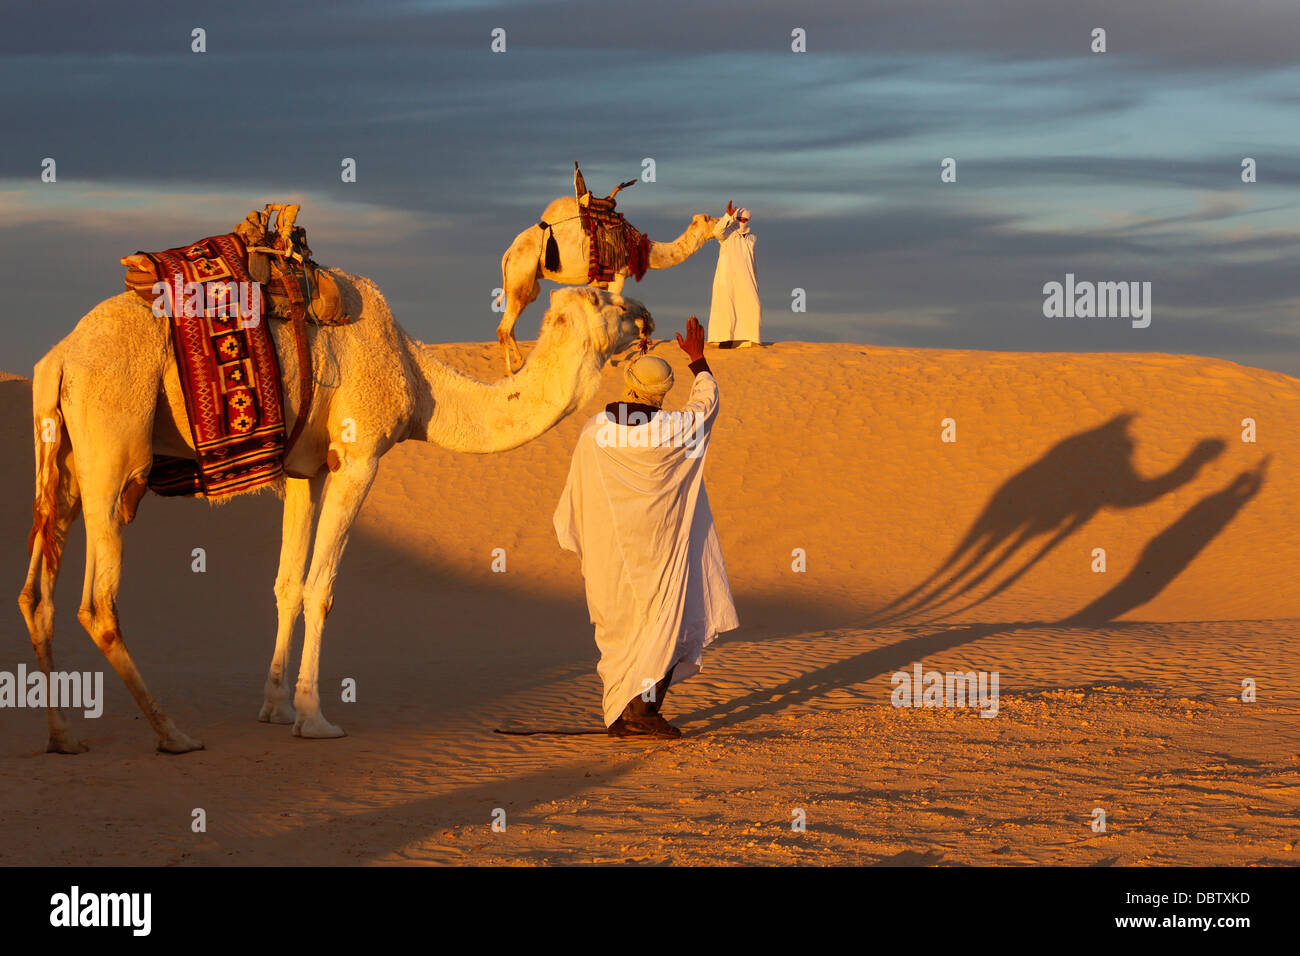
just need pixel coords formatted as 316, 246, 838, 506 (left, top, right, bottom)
578, 197, 651, 284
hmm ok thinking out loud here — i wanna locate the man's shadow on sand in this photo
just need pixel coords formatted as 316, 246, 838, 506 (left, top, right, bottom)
680, 423, 1269, 734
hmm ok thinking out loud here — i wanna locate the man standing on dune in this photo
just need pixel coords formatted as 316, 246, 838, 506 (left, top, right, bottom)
554, 316, 739, 738
707, 202, 762, 348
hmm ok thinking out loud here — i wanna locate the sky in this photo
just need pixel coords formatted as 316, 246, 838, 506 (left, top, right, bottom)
2, 0, 1298, 375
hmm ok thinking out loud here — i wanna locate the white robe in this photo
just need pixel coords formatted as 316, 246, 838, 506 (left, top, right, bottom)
553, 372, 740, 726
707, 212, 761, 344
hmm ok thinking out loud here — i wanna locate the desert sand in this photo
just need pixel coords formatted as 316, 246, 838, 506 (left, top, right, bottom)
0, 342, 1296, 865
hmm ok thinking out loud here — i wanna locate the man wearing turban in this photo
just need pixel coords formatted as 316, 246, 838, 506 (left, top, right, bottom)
707, 202, 762, 348
554, 317, 739, 737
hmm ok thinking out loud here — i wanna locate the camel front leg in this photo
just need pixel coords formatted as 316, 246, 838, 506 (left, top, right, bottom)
292, 455, 378, 738
260, 473, 324, 723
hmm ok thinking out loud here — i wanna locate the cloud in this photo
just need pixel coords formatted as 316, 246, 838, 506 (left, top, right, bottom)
0, 180, 439, 245
8, 1, 1300, 66
1, 1, 1298, 380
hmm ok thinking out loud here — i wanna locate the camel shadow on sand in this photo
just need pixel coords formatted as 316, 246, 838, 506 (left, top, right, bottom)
683, 425, 1269, 734
1062, 455, 1268, 624
867, 413, 1228, 626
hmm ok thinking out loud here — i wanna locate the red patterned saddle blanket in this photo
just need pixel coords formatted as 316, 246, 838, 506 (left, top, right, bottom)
123, 233, 287, 498
578, 197, 650, 284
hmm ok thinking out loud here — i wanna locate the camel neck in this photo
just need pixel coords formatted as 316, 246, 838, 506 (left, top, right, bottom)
400, 331, 606, 453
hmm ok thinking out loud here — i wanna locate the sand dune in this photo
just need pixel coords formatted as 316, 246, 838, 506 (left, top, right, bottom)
0, 343, 1296, 865
367, 341, 1298, 624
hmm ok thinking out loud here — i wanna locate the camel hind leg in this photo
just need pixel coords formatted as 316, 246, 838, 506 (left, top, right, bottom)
18, 420, 86, 753
496, 315, 527, 375
498, 242, 543, 375
61, 365, 203, 754
74, 477, 203, 753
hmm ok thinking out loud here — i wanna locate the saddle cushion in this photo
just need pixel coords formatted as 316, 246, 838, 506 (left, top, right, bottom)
265, 259, 348, 326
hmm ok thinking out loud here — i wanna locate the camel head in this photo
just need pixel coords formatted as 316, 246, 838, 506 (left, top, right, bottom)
692, 212, 721, 233
542, 287, 653, 361
680, 212, 719, 250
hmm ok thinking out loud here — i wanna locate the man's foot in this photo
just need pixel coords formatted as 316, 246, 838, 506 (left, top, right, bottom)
607, 711, 682, 739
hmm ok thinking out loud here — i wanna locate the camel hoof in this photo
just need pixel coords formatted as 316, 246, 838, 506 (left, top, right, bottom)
46, 736, 89, 755
293, 713, 346, 739
157, 731, 205, 754
258, 700, 297, 724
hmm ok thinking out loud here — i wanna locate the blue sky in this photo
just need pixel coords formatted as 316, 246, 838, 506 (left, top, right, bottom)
2, 0, 1298, 374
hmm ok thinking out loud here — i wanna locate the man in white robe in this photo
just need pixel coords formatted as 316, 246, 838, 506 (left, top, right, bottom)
707, 203, 762, 347
554, 316, 739, 737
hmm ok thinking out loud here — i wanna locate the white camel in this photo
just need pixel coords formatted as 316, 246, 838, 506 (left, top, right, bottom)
497, 197, 718, 373
18, 276, 651, 753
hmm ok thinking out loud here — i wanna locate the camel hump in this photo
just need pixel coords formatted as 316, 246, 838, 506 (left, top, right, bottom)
540, 196, 578, 221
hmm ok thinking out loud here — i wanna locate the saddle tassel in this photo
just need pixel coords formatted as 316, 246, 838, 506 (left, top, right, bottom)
539, 221, 560, 273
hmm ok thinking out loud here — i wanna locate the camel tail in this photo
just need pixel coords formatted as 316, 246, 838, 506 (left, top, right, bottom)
27, 352, 67, 576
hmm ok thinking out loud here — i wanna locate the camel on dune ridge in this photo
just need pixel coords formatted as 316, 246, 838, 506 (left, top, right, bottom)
498, 196, 718, 373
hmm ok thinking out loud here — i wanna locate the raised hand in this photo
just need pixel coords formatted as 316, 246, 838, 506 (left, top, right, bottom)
675, 315, 706, 361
